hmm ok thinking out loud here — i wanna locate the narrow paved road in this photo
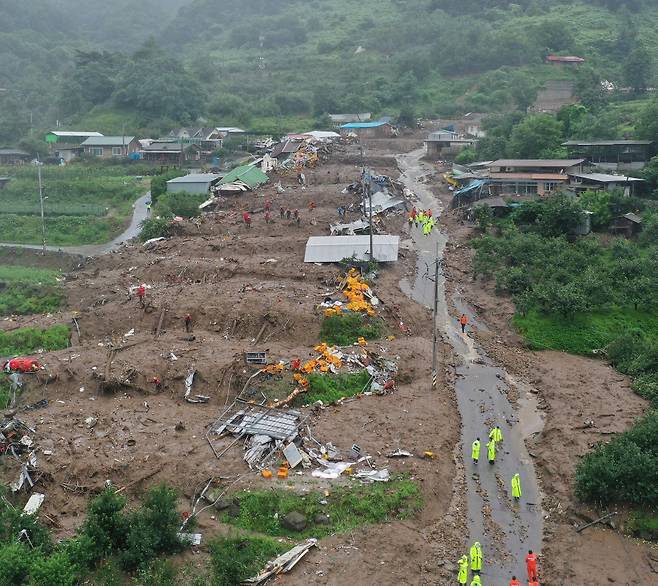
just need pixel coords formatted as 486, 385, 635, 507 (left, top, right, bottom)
0, 192, 150, 257
398, 149, 544, 582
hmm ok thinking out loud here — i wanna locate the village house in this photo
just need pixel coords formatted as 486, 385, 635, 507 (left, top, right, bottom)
0, 148, 31, 165
563, 140, 654, 171
610, 212, 643, 238
569, 172, 644, 196
166, 127, 225, 153
45, 130, 104, 163
81, 136, 140, 159
339, 120, 395, 139
484, 159, 585, 196
425, 130, 478, 159
166, 173, 223, 195
141, 141, 201, 163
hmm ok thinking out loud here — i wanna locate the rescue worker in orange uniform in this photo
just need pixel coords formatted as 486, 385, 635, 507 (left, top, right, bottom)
509, 577, 521, 586
459, 313, 469, 333
525, 550, 538, 581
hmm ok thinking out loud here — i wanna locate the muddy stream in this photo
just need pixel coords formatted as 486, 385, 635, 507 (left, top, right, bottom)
397, 149, 544, 582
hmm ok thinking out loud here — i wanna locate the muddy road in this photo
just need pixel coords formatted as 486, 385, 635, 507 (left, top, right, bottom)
398, 149, 543, 582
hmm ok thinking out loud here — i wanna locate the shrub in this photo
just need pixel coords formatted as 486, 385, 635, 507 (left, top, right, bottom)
81, 489, 128, 562
320, 314, 382, 346
28, 551, 78, 586
155, 192, 205, 218
575, 411, 658, 506
210, 535, 285, 586
0, 543, 33, 585
120, 484, 182, 570
139, 217, 174, 242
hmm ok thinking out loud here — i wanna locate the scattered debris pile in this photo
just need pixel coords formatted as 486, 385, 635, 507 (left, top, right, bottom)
1, 413, 39, 493
207, 400, 308, 469
243, 538, 318, 585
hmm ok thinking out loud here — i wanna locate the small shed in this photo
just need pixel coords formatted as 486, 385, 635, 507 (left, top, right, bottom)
167, 173, 223, 194
339, 121, 394, 139
304, 235, 399, 263
610, 213, 643, 238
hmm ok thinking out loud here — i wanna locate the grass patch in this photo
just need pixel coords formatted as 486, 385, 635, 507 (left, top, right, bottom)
513, 307, 658, 354
320, 313, 383, 346
221, 480, 422, 539
0, 383, 11, 409
0, 325, 69, 355
299, 371, 372, 405
0, 264, 65, 316
628, 511, 658, 541
209, 535, 287, 586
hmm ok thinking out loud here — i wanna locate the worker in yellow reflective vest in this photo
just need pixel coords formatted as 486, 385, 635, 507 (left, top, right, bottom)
487, 439, 496, 464
511, 473, 522, 501
458, 554, 469, 585
471, 438, 481, 464
470, 574, 482, 586
470, 541, 483, 573
489, 425, 503, 444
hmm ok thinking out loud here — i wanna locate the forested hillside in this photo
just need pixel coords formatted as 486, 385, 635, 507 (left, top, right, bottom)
1, 0, 658, 141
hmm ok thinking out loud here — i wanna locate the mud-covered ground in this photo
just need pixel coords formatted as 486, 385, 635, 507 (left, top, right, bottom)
437, 181, 658, 585
1, 136, 466, 584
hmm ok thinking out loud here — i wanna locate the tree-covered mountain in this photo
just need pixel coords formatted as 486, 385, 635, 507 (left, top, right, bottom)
1, 0, 657, 142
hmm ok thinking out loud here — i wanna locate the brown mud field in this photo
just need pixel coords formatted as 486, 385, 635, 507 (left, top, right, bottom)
4, 133, 658, 584
2, 135, 465, 585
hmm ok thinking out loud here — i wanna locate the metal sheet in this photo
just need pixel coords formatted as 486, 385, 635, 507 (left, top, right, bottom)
304, 235, 399, 263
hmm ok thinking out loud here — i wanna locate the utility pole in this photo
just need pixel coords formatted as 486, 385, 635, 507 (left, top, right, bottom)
431, 241, 440, 389
37, 159, 46, 254
360, 144, 374, 262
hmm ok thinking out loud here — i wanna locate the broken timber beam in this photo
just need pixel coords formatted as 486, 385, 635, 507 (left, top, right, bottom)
576, 511, 618, 533
154, 305, 167, 339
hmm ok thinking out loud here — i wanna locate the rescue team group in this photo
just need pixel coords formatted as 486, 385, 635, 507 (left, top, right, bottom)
458, 425, 539, 586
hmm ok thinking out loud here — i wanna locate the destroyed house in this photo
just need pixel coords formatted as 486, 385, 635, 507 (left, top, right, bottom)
563, 140, 654, 171
483, 159, 585, 196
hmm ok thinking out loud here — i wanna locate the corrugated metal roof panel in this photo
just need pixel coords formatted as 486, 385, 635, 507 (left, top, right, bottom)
219, 164, 269, 188
304, 235, 399, 263
81, 136, 136, 146
167, 173, 223, 184
489, 159, 585, 168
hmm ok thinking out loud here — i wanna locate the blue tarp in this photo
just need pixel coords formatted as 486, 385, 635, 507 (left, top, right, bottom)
454, 179, 486, 197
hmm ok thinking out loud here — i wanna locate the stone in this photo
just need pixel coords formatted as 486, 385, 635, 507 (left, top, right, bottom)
281, 511, 307, 532
314, 514, 330, 525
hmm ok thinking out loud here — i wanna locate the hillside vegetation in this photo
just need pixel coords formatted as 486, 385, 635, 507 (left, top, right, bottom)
2, 0, 658, 139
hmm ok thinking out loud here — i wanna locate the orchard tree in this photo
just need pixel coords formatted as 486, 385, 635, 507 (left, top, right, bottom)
624, 44, 653, 94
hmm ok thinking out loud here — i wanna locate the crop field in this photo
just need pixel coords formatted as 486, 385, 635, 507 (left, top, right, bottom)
0, 164, 146, 246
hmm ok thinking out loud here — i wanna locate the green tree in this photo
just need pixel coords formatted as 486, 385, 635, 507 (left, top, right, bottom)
579, 190, 612, 230
624, 44, 653, 94
507, 114, 565, 158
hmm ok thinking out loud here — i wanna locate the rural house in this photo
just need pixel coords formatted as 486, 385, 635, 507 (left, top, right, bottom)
166, 127, 225, 153
610, 212, 643, 238
166, 173, 223, 195
569, 172, 644, 196
45, 130, 103, 163
425, 130, 478, 159
0, 148, 31, 165
339, 121, 395, 139
484, 159, 585, 196
141, 141, 201, 163
81, 136, 140, 159
563, 140, 654, 171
